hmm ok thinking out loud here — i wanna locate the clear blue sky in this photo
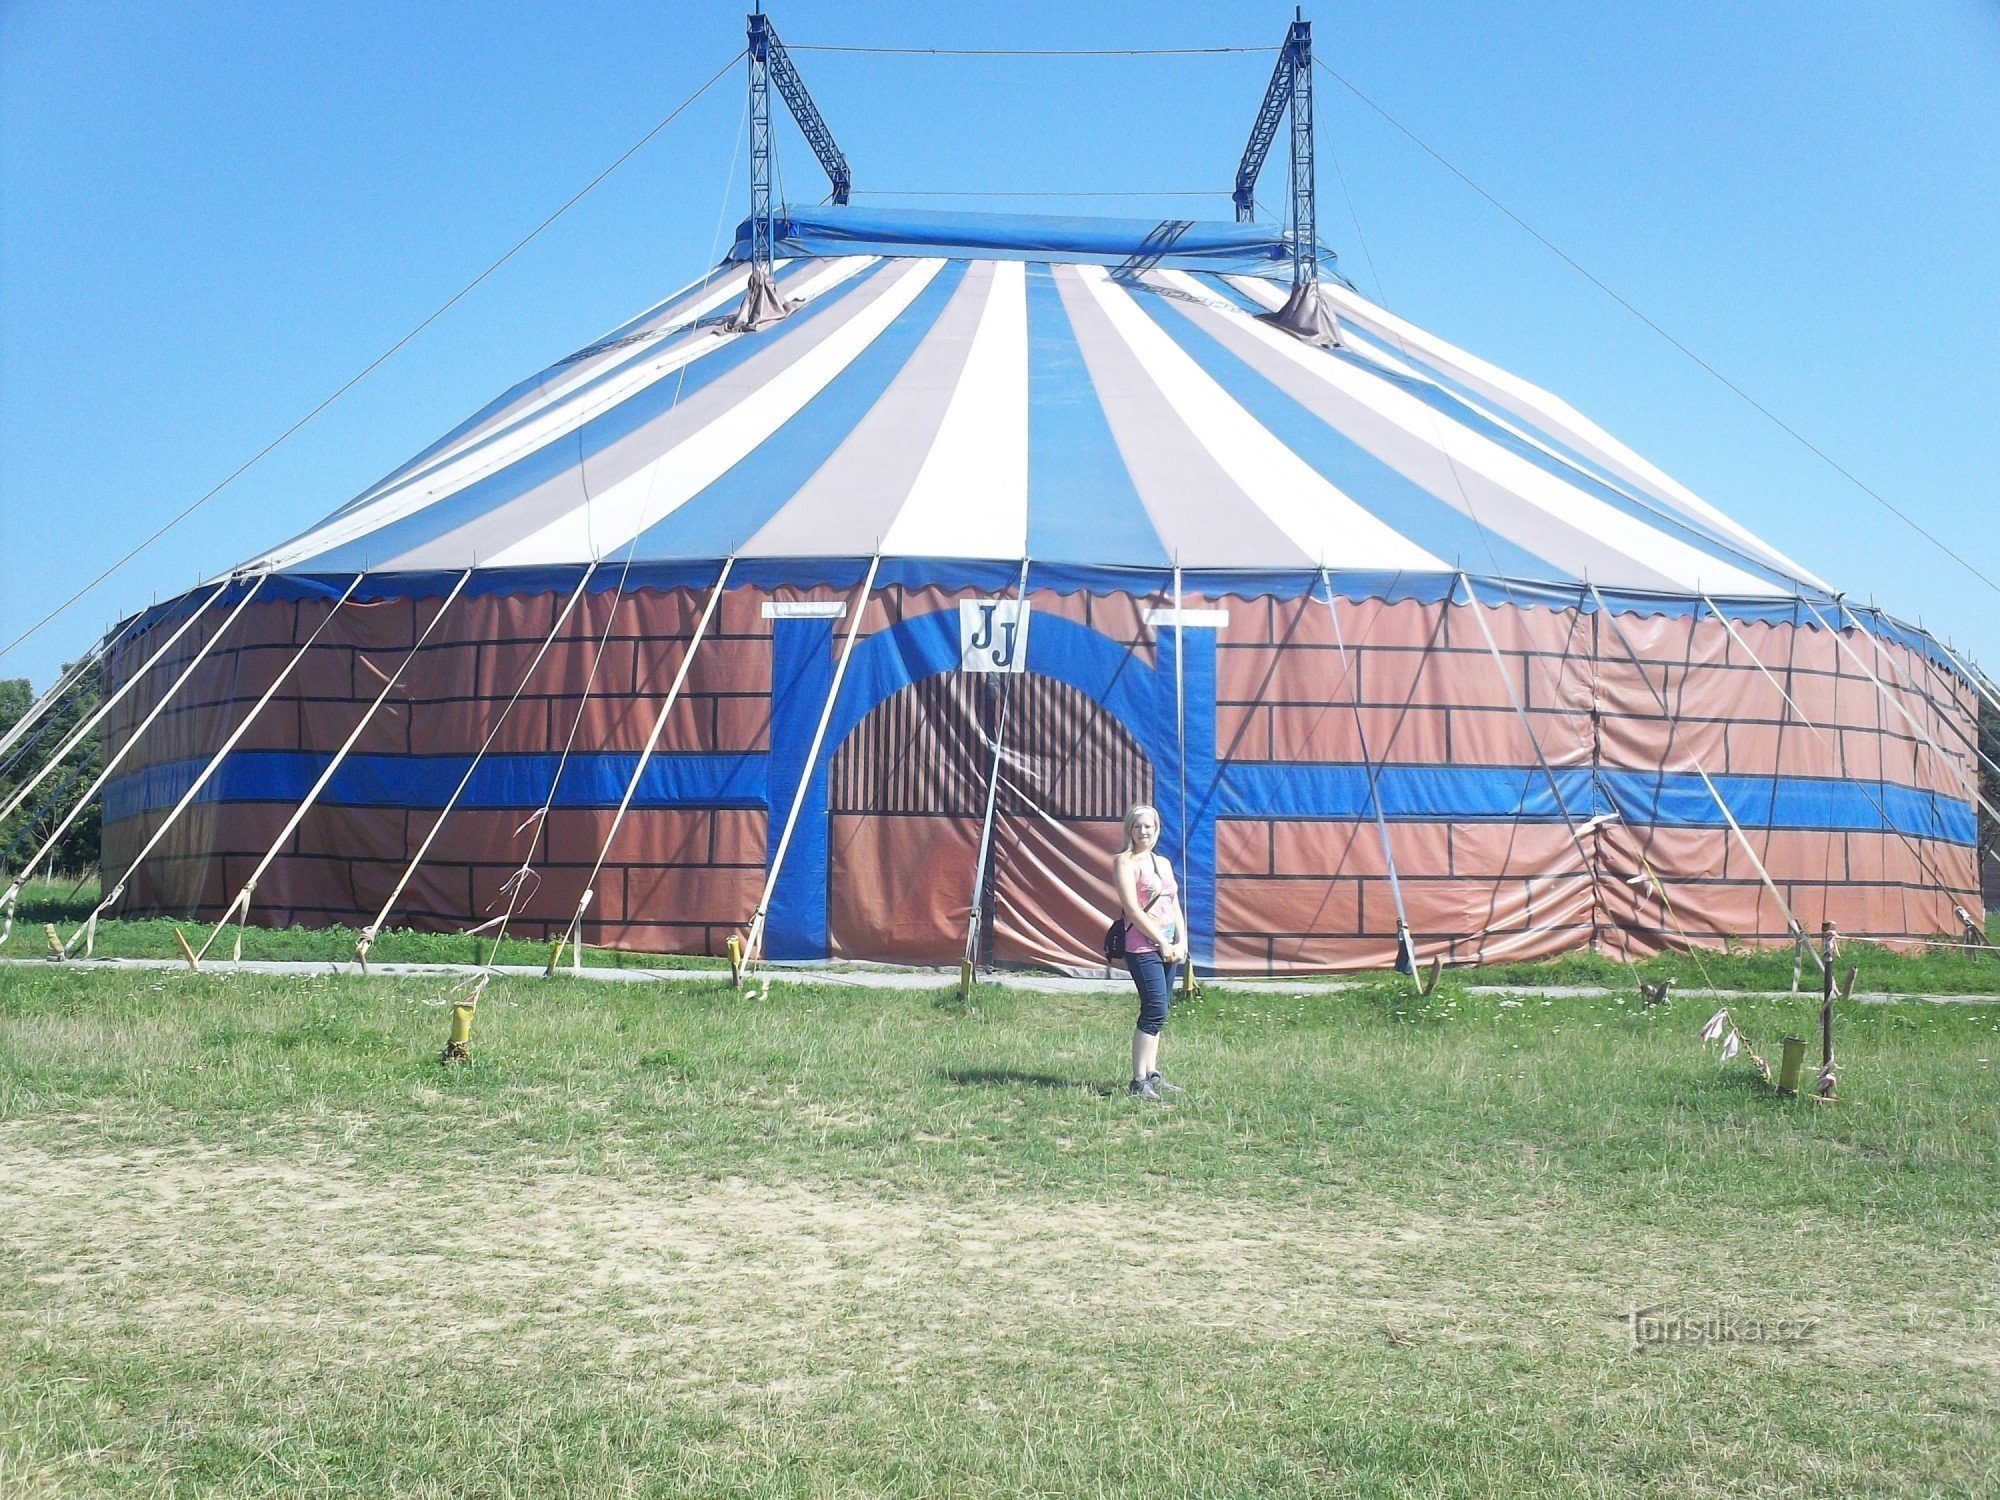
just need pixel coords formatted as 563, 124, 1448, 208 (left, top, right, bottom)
3, 0, 1996, 691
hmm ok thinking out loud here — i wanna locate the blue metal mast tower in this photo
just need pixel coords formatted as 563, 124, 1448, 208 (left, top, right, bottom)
734, 6, 853, 330
740, 8, 856, 326
1233, 13, 1337, 344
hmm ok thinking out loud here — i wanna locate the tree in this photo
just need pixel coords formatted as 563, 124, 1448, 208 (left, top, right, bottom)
0, 663, 103, 878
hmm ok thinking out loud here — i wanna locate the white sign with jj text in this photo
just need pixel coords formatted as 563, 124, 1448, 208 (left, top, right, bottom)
960, 599, 1031, 673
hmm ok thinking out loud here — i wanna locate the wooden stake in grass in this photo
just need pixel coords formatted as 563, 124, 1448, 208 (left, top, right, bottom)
1777, 1035, 1807, 1096
1955, 903, 1989, 960
1818, 922, 1839, 1100
173, 927, 200, 972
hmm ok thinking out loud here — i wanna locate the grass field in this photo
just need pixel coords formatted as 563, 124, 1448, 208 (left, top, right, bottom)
13, 874, 2000, 994
2, 956, 1996, 1496
6, 877, 721, 973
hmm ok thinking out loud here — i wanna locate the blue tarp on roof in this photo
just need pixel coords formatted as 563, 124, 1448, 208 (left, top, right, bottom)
727, 204, 1297, 274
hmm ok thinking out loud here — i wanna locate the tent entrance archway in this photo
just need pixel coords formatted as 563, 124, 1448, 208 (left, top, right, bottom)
827, 670, 1154, 968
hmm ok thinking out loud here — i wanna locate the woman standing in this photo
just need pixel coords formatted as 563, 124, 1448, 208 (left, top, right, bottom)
1112, 803, 1187, 1100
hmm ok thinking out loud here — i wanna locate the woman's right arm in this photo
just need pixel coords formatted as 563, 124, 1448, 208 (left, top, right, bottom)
1114, 853, 1175, 951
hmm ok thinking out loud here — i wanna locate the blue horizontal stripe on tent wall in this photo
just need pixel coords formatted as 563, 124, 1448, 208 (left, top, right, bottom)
101, 750, 1973, 847
100, 750, 765, 825
1123, 283, 1573, 583
1023, 263, 1169, 566
1221, 763, 1601, 824
1597, 769, 1977, 845
301, 262, 888, 574
627, 260, 974, 559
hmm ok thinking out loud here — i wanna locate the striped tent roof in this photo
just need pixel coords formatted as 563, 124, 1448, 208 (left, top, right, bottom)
247, 206, 1824, 600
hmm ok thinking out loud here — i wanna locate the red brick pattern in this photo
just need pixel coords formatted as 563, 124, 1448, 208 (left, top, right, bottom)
98, 584, 1982, 970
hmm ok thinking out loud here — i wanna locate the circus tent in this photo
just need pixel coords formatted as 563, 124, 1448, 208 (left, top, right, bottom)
13, 198, 1967, 979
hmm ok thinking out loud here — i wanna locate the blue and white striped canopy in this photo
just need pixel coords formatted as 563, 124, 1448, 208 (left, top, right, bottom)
248, 206, 1822, 599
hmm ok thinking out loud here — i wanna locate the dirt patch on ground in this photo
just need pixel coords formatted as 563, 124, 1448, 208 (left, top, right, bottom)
4, 1127, 1992, 1393
0, 1128, 1458, 1378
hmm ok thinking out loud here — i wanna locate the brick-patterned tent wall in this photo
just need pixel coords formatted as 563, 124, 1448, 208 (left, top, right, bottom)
96, 579, 1982, 973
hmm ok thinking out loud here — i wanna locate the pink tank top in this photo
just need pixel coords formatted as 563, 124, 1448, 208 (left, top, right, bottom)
1124, 853, 1181, 954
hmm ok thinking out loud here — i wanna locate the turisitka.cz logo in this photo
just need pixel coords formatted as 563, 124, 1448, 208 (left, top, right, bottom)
1624, 1305, 1818, 1353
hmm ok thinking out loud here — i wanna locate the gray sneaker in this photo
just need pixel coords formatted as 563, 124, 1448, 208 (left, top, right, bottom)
1128, 1076, 1161, 1100
1146, 1071, 1184, 1095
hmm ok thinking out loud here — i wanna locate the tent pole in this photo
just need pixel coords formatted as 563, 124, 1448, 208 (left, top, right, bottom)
1700, 593, 1975, 926
549, 556, 738, 969
0, 577, 265, 947
0, 659, 89, 768
1458, 573, 1603, 957
958, 559, 1031, 996
741, 554, 882, 987
0, 580, 230, 852
75, 573, 365, 959
0, 583, 227, 829
1588, 582, 1817, 964
1319, 567, 1421, 986
193, 569, 474, 965
1930, 635, 2000, 724
355, 564, 598, 967
0, 629, 123, 776
1170, 562, 1196, 995
1798, 596, 2000, 830
1830, 600, 2000, 787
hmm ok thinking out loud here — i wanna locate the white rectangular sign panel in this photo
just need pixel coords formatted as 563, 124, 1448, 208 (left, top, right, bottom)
959, 599, 1031, 673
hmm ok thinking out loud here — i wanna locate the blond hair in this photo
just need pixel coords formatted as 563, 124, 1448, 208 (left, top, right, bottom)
1120, 803, 1161, 854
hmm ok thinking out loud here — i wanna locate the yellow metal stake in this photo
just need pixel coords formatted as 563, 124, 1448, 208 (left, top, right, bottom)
441, 999, 476, 1064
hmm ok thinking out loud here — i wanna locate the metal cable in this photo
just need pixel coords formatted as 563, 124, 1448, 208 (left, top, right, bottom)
0, 49, 744, 668
1315, 53, 2000, 602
